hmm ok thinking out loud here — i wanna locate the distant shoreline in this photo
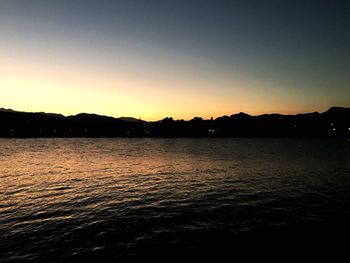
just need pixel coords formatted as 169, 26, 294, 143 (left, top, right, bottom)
1, 107, 349, 138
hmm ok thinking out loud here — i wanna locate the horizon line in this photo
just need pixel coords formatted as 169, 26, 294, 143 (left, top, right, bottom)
1, 106, 349, 122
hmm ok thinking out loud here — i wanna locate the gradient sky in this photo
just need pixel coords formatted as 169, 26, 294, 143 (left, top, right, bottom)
1, 0, 349, 120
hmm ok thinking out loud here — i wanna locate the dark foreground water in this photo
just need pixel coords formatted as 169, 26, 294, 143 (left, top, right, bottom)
1, 138, 350, 261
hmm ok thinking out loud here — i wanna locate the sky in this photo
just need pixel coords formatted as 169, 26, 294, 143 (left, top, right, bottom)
1, 0, 349, 120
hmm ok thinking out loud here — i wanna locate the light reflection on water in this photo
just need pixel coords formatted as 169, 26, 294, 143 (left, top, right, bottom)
1, 138, 350, 261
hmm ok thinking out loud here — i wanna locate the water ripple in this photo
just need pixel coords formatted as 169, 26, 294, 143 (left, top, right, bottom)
1, 138, 350, 261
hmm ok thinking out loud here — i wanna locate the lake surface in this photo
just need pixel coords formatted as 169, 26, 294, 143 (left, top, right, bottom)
1, 138, 350, 261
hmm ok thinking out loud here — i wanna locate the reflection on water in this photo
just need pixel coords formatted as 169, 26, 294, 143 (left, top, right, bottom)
1, 138, 350, 261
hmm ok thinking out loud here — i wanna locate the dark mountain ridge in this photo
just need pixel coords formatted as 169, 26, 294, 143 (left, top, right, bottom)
0, 107, 349, 138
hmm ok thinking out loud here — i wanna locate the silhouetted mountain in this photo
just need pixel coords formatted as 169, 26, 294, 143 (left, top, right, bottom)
0, 110, 145, 137
0, 108, 17, 113
117, 117, 143, 123
0, 107, 349, 138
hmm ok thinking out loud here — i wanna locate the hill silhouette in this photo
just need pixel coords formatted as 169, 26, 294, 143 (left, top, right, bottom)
0, 107, 349, 138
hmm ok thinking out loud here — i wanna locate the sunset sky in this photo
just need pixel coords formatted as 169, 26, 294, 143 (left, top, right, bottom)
1, 0, 349, 120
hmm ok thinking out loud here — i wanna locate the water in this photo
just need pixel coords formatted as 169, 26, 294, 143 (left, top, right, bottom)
1, 138, 350, 261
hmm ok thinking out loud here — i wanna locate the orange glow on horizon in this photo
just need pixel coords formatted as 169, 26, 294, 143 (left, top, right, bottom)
0, 53, 339, 121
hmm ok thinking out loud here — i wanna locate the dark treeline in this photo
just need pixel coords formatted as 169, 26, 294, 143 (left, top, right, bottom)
0, 107, 349, 138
